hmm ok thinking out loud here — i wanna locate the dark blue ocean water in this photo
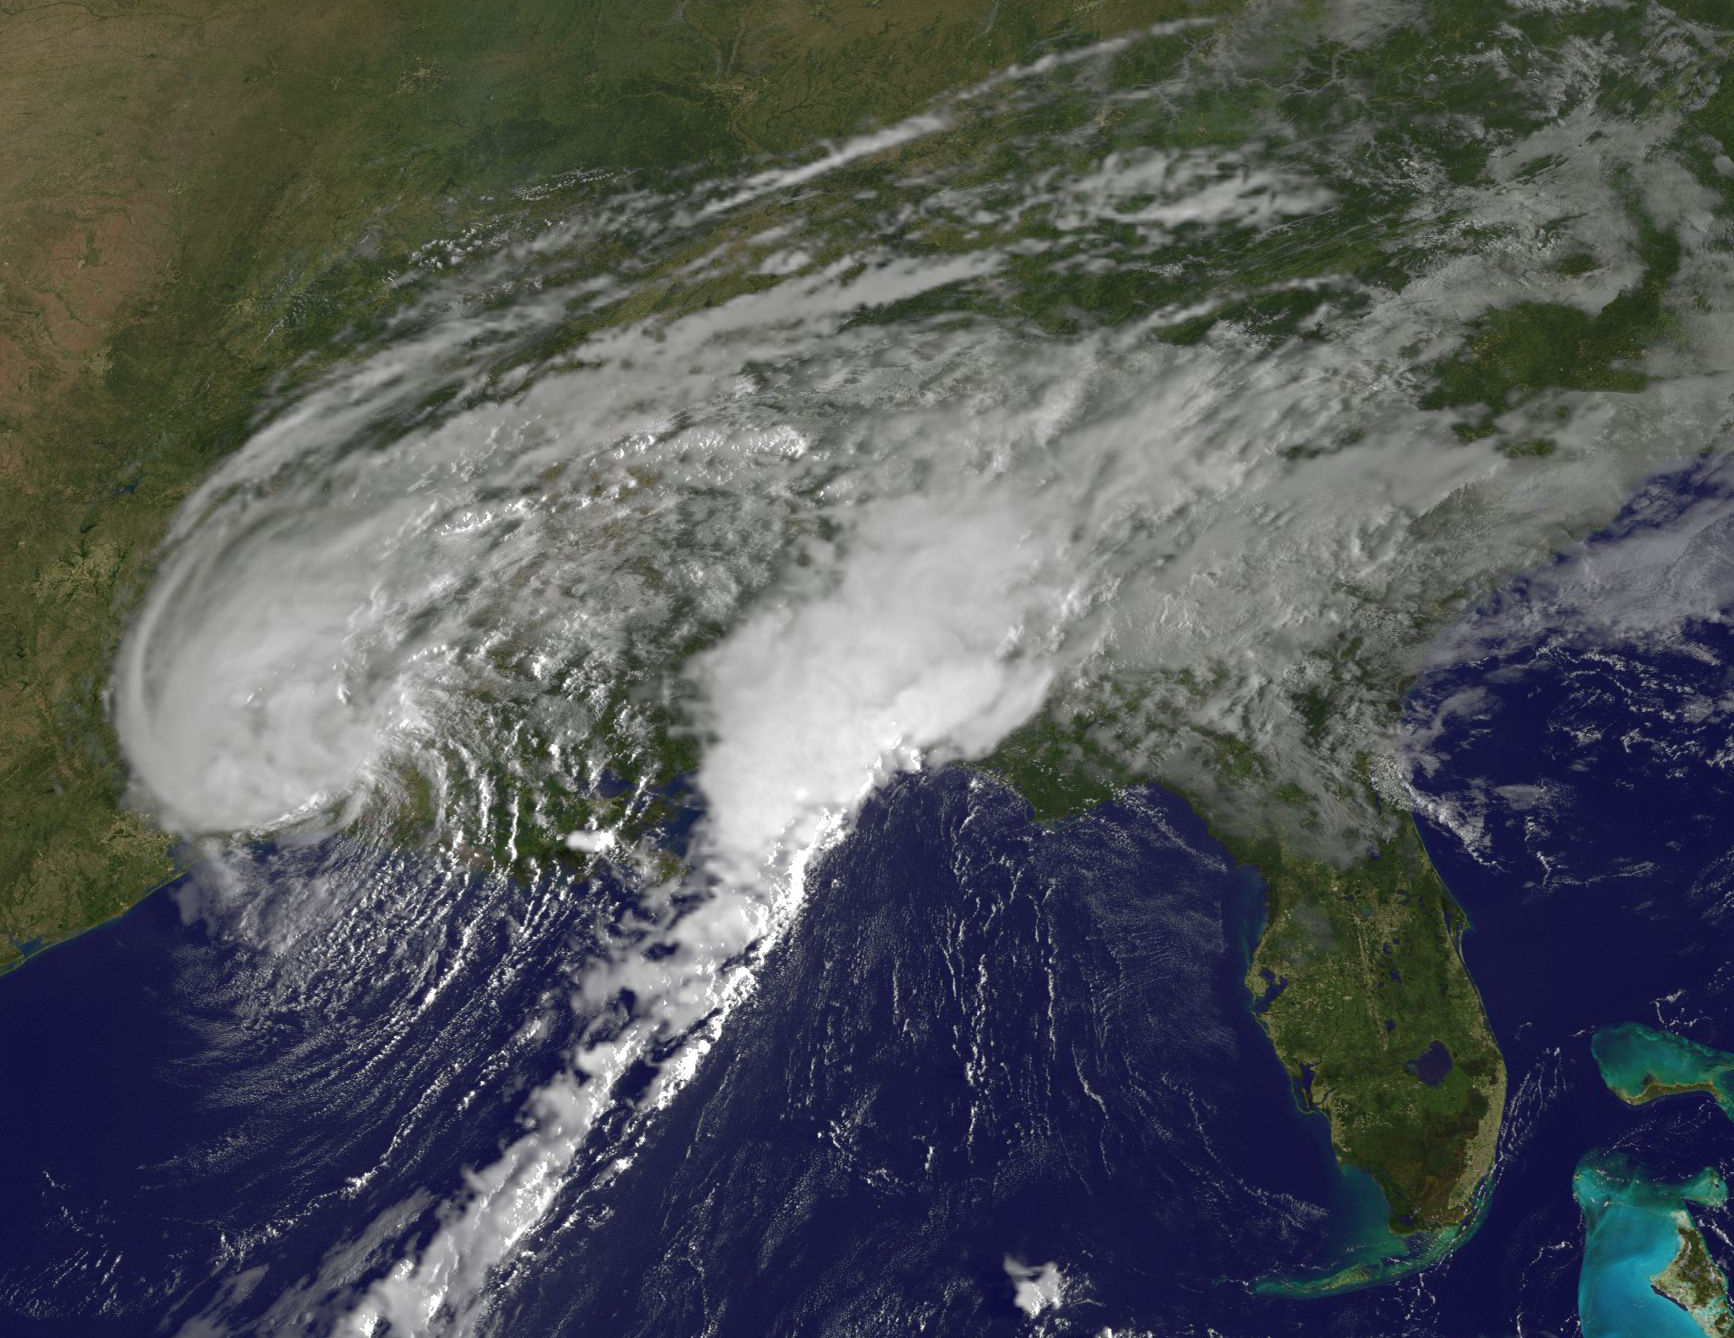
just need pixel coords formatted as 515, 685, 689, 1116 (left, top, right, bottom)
7, 463, 1734, 1337
2, 781, 1397, 1337
0, 843, 607, 1336
1403, 459, 1734, 1335
495, 775, 1413, 1338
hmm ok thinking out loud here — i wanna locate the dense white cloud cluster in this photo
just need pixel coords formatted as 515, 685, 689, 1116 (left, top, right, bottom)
121, 3, 1734, 1332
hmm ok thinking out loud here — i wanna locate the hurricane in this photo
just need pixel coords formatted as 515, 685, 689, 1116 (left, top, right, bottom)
14, 2, 1734, 1335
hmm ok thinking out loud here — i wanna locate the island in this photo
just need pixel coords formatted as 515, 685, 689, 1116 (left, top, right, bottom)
1592, 1023, 1734, 1121
1574, 1153, 1734, 1338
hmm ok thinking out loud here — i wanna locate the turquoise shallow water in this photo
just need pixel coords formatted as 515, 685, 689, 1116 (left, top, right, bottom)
1255, 1163, 1482, 1298
1574, 1154, 1726, 1338
1592, 1024, 1734, 1120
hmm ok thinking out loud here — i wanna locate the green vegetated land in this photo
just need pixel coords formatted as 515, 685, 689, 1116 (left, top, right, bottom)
966, 0, 1734, 1247
1245, 824, 1504, 1232
1654, 1220, 1734, 1338
986, 718, 1505, 1241
0, 0, 1207, 973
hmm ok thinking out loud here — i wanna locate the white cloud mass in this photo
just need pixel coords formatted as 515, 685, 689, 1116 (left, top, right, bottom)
122, 3, 1734, 1333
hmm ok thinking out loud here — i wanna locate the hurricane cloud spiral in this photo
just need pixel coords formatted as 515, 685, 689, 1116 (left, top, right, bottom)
106, 7, 1734, 1334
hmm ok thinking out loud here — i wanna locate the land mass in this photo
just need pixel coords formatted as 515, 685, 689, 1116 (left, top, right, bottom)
1579, 1029, 1734, 1338
0, 0, 1216, 975
1592, 1022, 1734, 1122
1575, 1154, 1734, 1338
1655, 1221, 1734, 1338
983, 718, 1507, 1251
1242, 823, 1505, 1234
